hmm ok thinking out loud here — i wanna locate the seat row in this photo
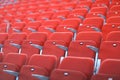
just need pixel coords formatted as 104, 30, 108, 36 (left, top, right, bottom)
0, 31, 119, 54
0, 0, 120, 24
0, 53, 120, 80
0, 5, 120, 24
1, 0, 119, 12
0, 17, 120, 40
0, 31, 120, 73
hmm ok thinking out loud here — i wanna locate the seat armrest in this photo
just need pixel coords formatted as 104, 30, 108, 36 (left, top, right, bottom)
30, 44, 43, 50
10, 43, 21, 49
55, 44, 68, 51
32, 74, 49, 80
3, 70, 19, 77
27, 27, 37, 32
45, 27, 55, 33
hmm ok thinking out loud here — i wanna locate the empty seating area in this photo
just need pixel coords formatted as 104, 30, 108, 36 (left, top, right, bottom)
0, 0, 120, 80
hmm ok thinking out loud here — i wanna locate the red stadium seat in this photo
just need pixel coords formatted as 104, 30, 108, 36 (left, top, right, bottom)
109, 1, 120, 8
36, 12, 54, 22
43, 32, 73, 64
107, 11, 120, 18
36, 5, 48, 12
48, 32, 73, 46
22, 21, 41, 34
56, 18, 81, 40
42, 40, 68, 64
23, 13, 39, 23
78, 17, 104, 32
26, 6, 38, 13
47, 4, 61, 12
13, 14, 26, 23
110, 5, 120, 12
57, 18, 81, 27
91, 59, 120, 80
92, 2, 109, 8
21, 32, 48, 58
76, 32, 102, 47
51, 10, 70, 21
9, 22, 26, 34
67, 9, 88, 21
75, 1, 92, 11
2, 33, 27, 55
18, 54, 57, 80
68, 40, 97, 58
106, 31, 120, 41
41, 20, 59, 27
0, 53, 27, 80
94, 0, 110, 7
8, 33, 27, 41
50, 57, 94, 80
99, 41, 120, 61
86, 12, 106, 21
102, 23, 120, 40
90, 7, 107, 15
107, 16, 120, 23
3, 15, 14, 23
38, 20, 59, 35
61, 3, 76, 11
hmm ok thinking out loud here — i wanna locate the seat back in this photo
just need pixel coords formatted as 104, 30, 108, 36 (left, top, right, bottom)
19, 54, 57, 80
0, 53, 27, 80
110, 5, 120, 12
107, 16, 120, 23
76, 32, 102, 47
107, 11, 120, 18
28, 54, 57, 73
27, 32, 48, 44
50, 57, 94, 80
67, 9, 88, 20
91, 59, 120, 80
21, 32, 48, 58
68, 40, 97, 58
102, 23, 120, 40
106, 31, 120, 41
38, 20, 59, 35
3, 33, 27, 55
98, 59, 120, 75
48, 32, 73, 46
52, 10, 70, 21
99, 41, 120, 61
9, 22, 26, 33
90, 7, 107, 14
78, 17, 104, 32
56, 18, 80, 32
8, 33, 27, 41
22, 21, 41, 34
83, 17, 104, 28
